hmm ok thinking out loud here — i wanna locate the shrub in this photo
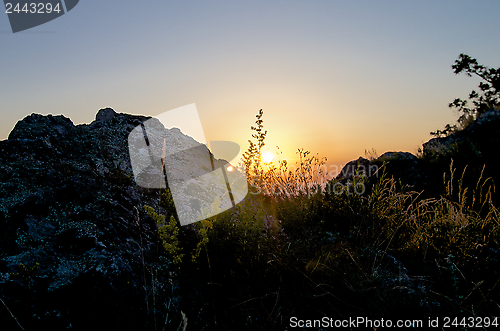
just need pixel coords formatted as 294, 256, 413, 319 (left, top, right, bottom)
432, 54, 500, 137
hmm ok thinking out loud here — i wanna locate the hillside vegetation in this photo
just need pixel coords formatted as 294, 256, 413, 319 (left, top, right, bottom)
162, 107, 500, 330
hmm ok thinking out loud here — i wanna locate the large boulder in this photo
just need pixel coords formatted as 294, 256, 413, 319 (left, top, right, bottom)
335, 108, 500, 199
423, 108, 500, 164
336, 152, 421, 187
335, 157, 374, 184
422, 108, 500, 198
0, 109, 189, 330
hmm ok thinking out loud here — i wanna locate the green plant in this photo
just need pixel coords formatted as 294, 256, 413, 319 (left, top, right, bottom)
145, 205, 184, 266
9, 262, 40, 289
191, 217, 214, 264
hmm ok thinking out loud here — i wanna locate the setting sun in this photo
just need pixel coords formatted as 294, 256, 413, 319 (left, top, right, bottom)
263, 151, 274, 163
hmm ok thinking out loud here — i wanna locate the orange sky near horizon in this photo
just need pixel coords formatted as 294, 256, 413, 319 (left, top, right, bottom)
1, 1, 499, 174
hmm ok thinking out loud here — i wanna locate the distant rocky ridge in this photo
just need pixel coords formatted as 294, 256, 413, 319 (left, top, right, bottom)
0, 108, 232, 330
336, 108, 500, 200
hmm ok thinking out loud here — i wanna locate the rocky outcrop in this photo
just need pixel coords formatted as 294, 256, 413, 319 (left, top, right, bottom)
0, 109, 191, 330
337, 109, 500, 198
335, 157, 373, 183
423, 108, 500, 163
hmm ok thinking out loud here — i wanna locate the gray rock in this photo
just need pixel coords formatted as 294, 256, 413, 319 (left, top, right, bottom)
377, 151, 417, 162
336, 157, 374, 182
334, 108, 500, 198
423, 108, 500, 158
8, 113, 74, 140
0, 109, 182, 330
95, 107, 117, 122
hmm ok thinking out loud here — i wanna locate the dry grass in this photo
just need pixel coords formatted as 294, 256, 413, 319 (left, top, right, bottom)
168, 110, 500, 329
174, 158, 500, 329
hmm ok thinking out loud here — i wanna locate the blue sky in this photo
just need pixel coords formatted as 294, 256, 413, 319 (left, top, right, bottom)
1, 0, 499, 170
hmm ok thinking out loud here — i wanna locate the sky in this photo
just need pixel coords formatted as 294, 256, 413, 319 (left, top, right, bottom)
1, 0, 500, 175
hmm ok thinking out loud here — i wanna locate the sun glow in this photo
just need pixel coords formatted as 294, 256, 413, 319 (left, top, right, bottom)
263, 151, 274, 163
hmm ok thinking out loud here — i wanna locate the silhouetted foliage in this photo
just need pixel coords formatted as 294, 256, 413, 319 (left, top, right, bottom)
241, 108, 267, 183
431, 54, 500, 137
